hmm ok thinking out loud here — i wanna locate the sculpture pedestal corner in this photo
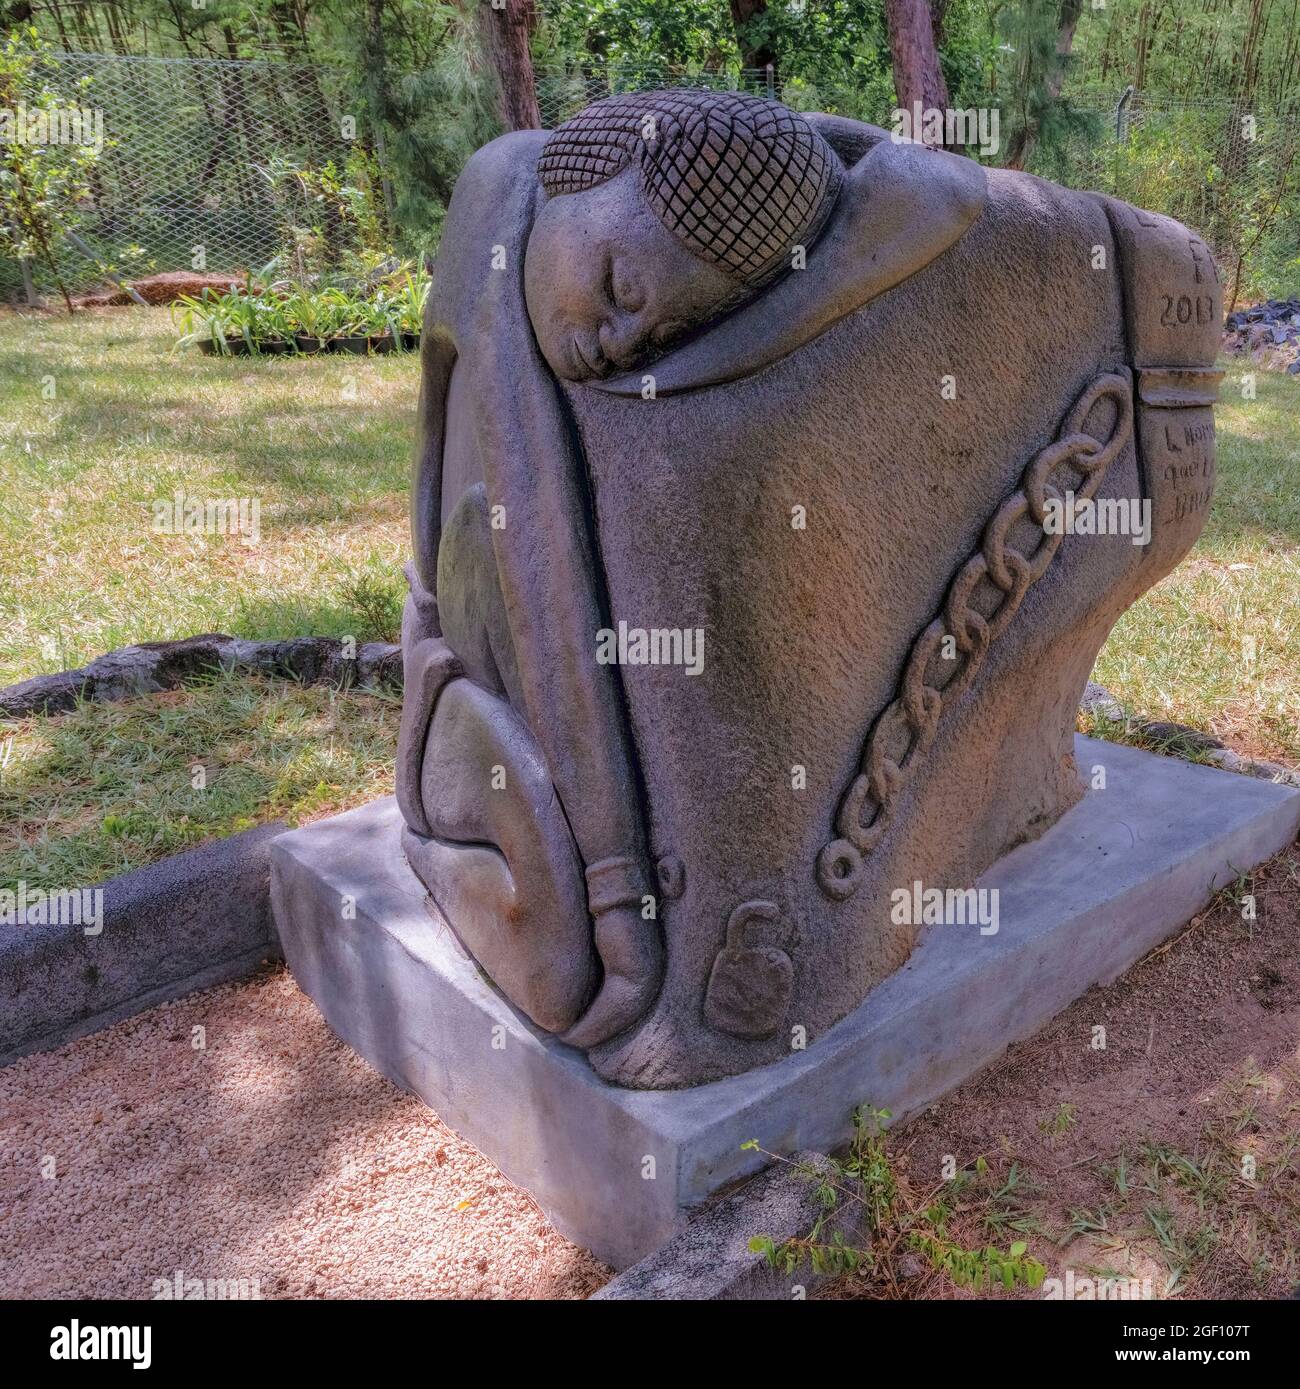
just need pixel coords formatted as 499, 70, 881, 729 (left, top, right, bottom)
270, 737, 1300, 1270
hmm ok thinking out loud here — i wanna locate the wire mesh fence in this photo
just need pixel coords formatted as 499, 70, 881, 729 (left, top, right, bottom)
2, 50, 357, 296
536, 67, 1300, 310
1040, 92, 1300, 307
4, 49, 1298, 309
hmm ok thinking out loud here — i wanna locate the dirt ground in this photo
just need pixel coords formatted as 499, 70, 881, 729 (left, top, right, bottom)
2, 837, 1297, 1301
822, 836, 1300, 1300
0, 967, 609, 1300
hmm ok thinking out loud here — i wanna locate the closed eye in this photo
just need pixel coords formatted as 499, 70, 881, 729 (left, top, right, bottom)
651, 318, 687, 349
608, 261, 646, 314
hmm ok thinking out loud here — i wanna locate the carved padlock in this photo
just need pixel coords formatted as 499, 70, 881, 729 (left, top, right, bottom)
703, 900, 792, 1040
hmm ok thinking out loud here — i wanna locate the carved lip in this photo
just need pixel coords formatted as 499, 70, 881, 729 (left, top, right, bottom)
571, 336, 609, 380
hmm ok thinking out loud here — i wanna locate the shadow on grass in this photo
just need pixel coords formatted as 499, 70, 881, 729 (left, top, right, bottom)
0, 671, 401, 890
1, 314, 417, 513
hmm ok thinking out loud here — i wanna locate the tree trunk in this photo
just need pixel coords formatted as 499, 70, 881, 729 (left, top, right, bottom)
885, 0, 950, 144
475, 0, 541, 132
19, 256, 38, 308
729, 0, 777, 75
1003, 0, 1083, 170
364, 0, 397, 238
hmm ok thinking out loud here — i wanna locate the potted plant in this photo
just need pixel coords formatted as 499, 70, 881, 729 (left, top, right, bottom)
329, 291, 373, 354
393, 270, 429, 351
209, 288, 259, 355
171, 288, 249, 355
172, 293, 220, 354
287, 288, 346, 354
364, 294, 399, 354
253, 295, 295, 355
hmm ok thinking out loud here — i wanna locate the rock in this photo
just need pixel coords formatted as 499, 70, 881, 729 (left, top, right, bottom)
1138, 720, 1226, 753
1079, 680, 1127, 723
0, 635, 403, 718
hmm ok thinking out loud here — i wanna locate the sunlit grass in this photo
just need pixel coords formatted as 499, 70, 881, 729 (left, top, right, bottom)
0, 306, 415, 685
0, 312, 1296, 889
1090, 365, 1300, 763
0, 670, 401, 890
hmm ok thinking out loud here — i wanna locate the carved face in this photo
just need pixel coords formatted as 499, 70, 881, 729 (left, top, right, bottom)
524, 168, 744, 384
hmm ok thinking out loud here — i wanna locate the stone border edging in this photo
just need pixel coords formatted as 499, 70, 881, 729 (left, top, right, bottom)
1081, 681, 1300, 788
0, 634, 402, 718
590, 1150, 863, 1300
0, 820, 286, 1066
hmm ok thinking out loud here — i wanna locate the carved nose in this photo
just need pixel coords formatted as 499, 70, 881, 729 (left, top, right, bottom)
598, 320, 643, 372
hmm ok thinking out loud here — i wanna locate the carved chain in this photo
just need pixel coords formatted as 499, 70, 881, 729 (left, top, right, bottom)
816, 370, 1135, 901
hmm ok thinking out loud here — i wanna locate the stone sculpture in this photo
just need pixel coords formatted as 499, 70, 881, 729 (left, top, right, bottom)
396, 88, 1222, 1090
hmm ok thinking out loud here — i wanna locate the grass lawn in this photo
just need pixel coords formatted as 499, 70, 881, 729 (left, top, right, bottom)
1087, 366, 1300, 765
0, 306, 1298, 888
0, 673, 401, 890
1, 306, 412, 888
0, 305, 414, 686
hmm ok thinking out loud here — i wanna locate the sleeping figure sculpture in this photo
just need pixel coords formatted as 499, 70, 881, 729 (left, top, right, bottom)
395, 89, 1222, 1089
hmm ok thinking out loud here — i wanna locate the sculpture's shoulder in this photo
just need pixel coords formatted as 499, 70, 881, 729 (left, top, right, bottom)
442, 128, 548, 250
432, 129, 549, 334
804, 112, 892, 166
451, 128, 550, 208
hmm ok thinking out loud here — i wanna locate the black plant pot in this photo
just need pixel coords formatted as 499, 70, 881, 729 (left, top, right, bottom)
400, 331, 421, 352
331, 335, 370, 355
369, 332, 395, 355
197, 339, 218, 356
295, 334, 325, 355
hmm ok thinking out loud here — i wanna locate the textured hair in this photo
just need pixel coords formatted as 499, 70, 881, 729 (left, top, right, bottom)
537, 89, 842, 288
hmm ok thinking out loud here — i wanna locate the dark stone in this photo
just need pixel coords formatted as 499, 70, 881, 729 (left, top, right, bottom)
1139, 720, 1226, 752
0, 821, 285, 1064
384, 89, 1223, 1089
0, 669, 89, 717
0, 635, 403, 718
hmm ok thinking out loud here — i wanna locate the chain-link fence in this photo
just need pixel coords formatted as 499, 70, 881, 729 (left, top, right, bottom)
4, 50, 1298, 307
535, 64, 781, 128
1046, 93, 1300, 307
2, 51, 356, 297
536, 69, 1300, 308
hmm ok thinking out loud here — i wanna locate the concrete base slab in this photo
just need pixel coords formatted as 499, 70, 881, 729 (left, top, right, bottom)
271, 737, 1300, 1271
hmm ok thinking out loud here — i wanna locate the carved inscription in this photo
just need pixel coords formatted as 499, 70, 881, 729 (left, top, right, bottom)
1138, 405, 1217, 551
1159, 293, 1217, 327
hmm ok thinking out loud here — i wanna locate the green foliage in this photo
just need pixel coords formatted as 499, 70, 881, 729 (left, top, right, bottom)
9, 2, 1300, 302
170, 265, 428, 355
534, 0, 739, 71
996, 0, 1100, 167
1039, 1101, 1078, 1138
0, 29, 105, 309
337, 565, 406, 644
746, 1105, 1048, 1293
